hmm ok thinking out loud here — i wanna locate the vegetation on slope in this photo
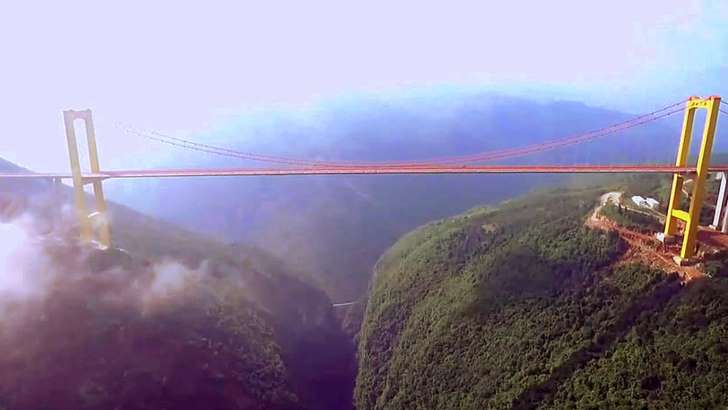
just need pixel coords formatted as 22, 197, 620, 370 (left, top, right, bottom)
0, 248, 301, 409
549, 278, 728, 409
356, 182, 728, 409
599, 203, 662, 232
103, 193, 357, 410
0, 163, 355, 410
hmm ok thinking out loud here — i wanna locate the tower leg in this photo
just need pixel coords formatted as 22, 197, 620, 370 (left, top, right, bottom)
63, 111, 92, 243
83, 114, 112, 248
663, 102, 696, 238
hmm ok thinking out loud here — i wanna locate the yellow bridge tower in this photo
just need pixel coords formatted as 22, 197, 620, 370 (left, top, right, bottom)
63, 109, 112, 248
662, 96, 722, 263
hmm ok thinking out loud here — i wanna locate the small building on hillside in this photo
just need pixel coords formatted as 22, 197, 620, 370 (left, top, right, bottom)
631, 195, 659, 210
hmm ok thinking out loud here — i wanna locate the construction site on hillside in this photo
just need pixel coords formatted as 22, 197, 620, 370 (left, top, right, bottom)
589, 173, 728, 283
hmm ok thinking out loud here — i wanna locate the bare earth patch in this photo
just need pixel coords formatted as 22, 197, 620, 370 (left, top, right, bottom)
586, 192, 704, 283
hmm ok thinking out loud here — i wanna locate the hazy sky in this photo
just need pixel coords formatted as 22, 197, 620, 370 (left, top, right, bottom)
1, 0, 727, 171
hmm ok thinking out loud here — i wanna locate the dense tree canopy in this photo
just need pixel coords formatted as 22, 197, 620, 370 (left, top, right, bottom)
357, 182, 728, 409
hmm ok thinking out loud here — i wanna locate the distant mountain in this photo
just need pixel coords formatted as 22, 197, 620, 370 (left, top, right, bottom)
356, 177, 728, 409
107, 92, 681, 301
617, 66, 728, 114
0, 160, 355, 410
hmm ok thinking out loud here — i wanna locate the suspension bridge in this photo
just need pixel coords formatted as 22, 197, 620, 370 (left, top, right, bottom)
5, 164, 728, 180
2, 95, 728, 263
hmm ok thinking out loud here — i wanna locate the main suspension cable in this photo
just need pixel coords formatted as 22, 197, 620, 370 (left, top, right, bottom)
118, 99, 687, 168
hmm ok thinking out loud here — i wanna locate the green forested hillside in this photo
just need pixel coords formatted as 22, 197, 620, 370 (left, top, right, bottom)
0, 161, 355, 410
356, 182, 728, 409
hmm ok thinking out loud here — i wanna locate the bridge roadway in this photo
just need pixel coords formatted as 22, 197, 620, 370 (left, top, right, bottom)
3, 164, 728, 180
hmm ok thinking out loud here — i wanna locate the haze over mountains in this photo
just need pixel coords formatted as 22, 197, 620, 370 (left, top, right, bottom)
106, 92, 691, 300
